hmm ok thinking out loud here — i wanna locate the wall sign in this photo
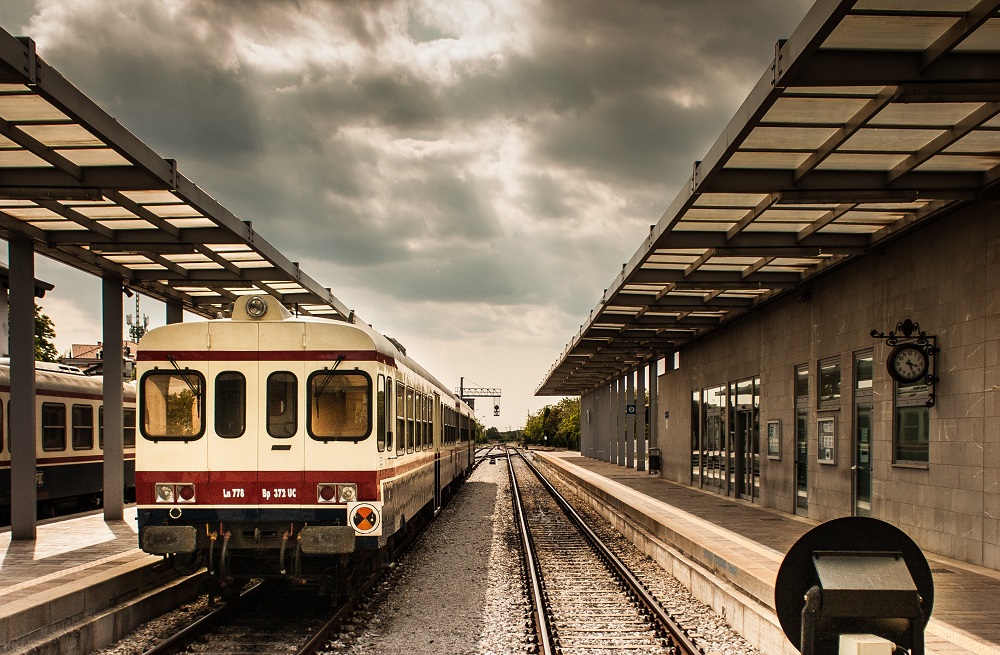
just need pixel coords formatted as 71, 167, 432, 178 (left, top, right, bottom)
817, 417, 836, 464
767, 420, 781, 460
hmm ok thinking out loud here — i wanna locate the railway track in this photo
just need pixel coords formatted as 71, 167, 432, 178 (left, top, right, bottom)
509, 448, 703, 655
139, 576, 373, 655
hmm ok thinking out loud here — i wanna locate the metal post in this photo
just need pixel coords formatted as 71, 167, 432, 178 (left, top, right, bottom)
604, 382, 613, 463
637, 364, 646, 472
626, 371, 635, 468
616, 376, 625, 466
649, 359, 660, 475
9, 237, 37, 540
166, 299, 184, 324
102, 273, 124, 521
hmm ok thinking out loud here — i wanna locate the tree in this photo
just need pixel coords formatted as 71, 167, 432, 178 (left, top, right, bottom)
523, 397, 581, 450
34, 304, 59, 362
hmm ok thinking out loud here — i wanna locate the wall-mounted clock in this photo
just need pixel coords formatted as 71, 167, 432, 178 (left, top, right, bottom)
888, 344, 928, 384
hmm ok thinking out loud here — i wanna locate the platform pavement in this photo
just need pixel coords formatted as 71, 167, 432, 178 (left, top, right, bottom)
533, 449, 1000, 655
0, 507, 168, 652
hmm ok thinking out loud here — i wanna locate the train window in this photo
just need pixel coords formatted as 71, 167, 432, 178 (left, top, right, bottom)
140, 370, 206, 441
124, 408, 136, 447
377, 374, 387, 452
215, 372, 247, 438
42, 402, 67, 451
396, 382, 405, 455
267, 372, 298, 438
72, 404, 94, 450
308, 371, 372, 441
406, 388, 415, 453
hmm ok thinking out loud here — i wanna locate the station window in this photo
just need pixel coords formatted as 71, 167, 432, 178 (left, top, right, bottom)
267, 372, 298, 438
72, 404, 94, 450
396, 381, 405, 455
215, 371, 247, 438
894, 378, 930, 465
794, 364, 809, 513
141, 370, 206, 441
308, 370, 371, 441
42, 402, 67, 451
818, 357, 841, 409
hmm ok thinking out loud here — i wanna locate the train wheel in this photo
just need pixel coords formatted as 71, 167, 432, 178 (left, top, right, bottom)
167, 551, 203, 576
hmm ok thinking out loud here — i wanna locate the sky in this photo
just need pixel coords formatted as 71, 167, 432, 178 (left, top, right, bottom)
2, 0, 813, 430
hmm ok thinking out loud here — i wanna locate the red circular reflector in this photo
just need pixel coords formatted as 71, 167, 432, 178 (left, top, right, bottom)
178, 485, 195, 501
319, 485, 336, 501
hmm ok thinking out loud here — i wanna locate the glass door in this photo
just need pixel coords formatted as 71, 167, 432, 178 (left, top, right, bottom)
853, 351, 873, 516
854, 402, 872, 516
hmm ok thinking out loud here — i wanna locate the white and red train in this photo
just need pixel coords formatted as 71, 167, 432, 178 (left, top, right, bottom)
135, 294, 476, 588
0, 362, 137, 525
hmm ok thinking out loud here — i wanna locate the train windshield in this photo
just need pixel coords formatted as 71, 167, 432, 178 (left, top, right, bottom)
308, 371, 372, 441
141, 370, 206, 440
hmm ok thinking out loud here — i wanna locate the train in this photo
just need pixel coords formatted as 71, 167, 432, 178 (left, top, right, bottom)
0, 361, 137, 525
134, 294, 476, 594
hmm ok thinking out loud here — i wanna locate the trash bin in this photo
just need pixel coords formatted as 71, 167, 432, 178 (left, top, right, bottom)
647, 448, 661, 473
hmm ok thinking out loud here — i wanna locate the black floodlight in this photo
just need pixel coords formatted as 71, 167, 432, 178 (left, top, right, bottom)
775, 517, 933, 655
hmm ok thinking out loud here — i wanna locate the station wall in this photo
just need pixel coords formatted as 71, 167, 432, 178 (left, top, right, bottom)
657, 198, 999, 569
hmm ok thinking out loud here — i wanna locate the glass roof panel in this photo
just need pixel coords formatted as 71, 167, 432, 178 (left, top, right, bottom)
165, 217, 215, 228
692, 193, 769, 207
57, 148, 132, 166
816, 152, 908, 170
685, 208, 749, 221
72, 205, 137, 219
118, 190, 183, 204
955, 18, 1000, 51
852, 0, 976, 10
944, 131, 1000, 153
18, 124, 104, 148
0, 150, 49, 167
824, 16, 955, 50
30, 221, 86, 231
762, 97, 872, 125
0, 95, 72, 122
915, 154, 1000, 172
97, 219, 160, 230
728, 151, 808, 169
145, 204, 201, 217
742, 127, 838, 150
2, 206, 61, 219
841, 128, 943, 151
869, 103, 983, 127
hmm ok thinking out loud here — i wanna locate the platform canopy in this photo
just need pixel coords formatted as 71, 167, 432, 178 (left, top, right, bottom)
0, 29, 355, 322
538, 0, 1000, 396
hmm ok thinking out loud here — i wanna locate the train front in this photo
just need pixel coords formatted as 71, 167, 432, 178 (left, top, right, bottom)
135, 295, 386, 586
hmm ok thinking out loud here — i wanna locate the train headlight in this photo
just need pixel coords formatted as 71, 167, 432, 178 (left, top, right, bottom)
245, 295, 268, 318
155, 484, 175, 502
317, 483, 337, 503
339, 484, 357, 503
176, 484, 196, 502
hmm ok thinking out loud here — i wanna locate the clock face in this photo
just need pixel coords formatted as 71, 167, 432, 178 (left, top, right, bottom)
889, 345, 927, 383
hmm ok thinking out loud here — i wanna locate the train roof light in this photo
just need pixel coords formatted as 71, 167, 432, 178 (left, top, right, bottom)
231, 294, 293, 321
245, 295, 268, 318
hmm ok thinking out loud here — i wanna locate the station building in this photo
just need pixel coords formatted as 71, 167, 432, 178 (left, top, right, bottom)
538, 0, 1000, 572
661, 199, 998, 567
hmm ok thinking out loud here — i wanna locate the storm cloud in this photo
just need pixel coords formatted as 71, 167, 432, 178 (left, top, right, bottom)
8, 0, 812, 426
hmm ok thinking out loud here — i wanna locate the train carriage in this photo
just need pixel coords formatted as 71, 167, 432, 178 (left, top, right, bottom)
135, 294, 475, 587
0, 361, 137, 524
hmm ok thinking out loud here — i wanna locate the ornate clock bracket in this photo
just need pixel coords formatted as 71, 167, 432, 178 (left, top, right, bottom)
870, 318, 938, 407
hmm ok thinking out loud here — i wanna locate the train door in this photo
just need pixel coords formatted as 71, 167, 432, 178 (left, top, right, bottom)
207, 322, 258, 506
258, 323, 306, 510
